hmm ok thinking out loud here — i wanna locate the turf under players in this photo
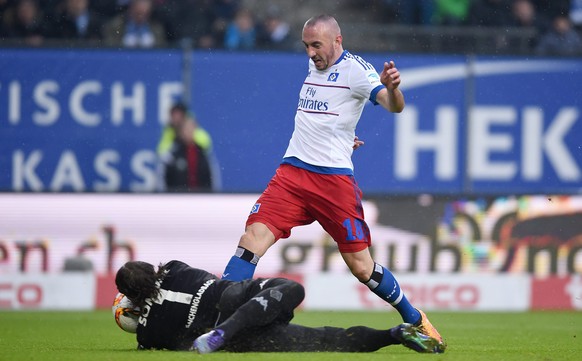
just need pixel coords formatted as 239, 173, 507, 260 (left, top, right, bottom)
114, 260, 445, 353
220, 14, 446, 349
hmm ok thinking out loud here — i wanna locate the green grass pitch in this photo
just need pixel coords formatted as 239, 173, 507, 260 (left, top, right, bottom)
1, 310, 581, 361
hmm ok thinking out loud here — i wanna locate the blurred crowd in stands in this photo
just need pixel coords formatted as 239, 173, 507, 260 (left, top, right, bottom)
0, 0, 581, 56
0, 0, 295, 49
374, 0, 582, 55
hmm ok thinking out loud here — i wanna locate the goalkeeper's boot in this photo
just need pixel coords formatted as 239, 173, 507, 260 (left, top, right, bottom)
192, 329, 225, 354
394, 323, 445, 354
415, 309, 446, 350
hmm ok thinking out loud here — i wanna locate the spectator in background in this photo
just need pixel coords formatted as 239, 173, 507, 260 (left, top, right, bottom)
510, 0, 548, 49
157, 102, 217, 192
395, 0, 436, 25
102, 0, 166, 48
433, 0, 471, 26
510, 0, 547, 30
373, 0, 434, 25
532, 0, 570, 20
0, 0, 14, 21
256, 5, 293, 50
90, 0, 126, 18
468, 0, 513, 27
536, 14, 582, 56
49, 0, 104, 42
202, 0, 241, 49
1, 0, 47, 46
150, 0, 216, 48
570, 0, 582, 29
0, 0, 16, 37
224, 7, 256, 50
371, 0, 398, 23
32, 0, 59, 17
213, 0, 240, 18
511, 0, 539, 28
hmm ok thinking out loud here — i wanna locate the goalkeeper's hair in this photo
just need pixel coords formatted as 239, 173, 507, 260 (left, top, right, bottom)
115, 261, 168, 308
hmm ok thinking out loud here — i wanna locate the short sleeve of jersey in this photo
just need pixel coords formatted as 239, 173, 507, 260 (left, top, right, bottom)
346, 54, 384, 105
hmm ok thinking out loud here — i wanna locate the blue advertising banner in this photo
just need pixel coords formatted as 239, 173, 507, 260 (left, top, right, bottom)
0, 49, 581, 194
192, 52, 582, 194
468, 57, 582, 194
353, 54, 469, 194
0, 48, 182, 192
355, 55, 582, 194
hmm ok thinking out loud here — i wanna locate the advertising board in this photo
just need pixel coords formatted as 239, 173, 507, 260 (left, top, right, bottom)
1, 50, 580, 194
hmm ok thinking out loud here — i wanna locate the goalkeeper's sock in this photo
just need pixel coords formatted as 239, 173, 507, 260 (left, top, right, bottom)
221, 246, 259, 281
364, 263, 421, 324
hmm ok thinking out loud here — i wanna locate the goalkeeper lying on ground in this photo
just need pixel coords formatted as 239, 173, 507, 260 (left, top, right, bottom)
114, 260, 445, 353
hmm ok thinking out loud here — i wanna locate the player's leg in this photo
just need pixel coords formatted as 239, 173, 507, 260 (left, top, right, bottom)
192, 278, 305, 353
224, 324, 329, 352
305, 173, 419, 322
222, 165, 314, 281
219, 278, 303, 322
320, 323, 444, 353
316, 325, 398, 352
225, 323, 444, 353
341, 249, 420, 323
218, 278, 304, 332
225, 323, 393, 352
307, 173, 445, 346
341, 250, 444, 347
221, 223, 274, 281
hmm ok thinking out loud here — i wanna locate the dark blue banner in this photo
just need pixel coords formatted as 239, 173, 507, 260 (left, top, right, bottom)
0, 49, 580, 194
0, 48, 182, 192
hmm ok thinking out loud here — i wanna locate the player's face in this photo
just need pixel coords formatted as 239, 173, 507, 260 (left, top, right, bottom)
302, 24, 341, 71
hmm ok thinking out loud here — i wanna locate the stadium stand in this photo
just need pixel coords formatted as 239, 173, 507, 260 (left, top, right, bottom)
0, 0, 580, 55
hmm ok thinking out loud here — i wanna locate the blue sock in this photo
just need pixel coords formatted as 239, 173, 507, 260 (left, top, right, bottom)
221, 247, 259, 281
365, 263, 421, 324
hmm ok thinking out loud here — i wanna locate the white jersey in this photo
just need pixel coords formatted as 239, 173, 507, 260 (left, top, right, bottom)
283, 50, 384, 173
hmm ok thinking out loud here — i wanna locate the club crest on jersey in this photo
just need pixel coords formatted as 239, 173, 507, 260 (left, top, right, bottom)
250, 203, 261, 214
327, 72, 339, 82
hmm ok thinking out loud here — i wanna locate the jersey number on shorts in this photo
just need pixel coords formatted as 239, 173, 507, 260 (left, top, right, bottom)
342, 218, 365, 241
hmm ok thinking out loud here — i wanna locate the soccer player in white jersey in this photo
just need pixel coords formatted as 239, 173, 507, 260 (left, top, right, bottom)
221, 14, 446, 350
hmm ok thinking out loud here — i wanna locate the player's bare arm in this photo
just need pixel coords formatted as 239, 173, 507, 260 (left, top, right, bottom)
377, 61, 405, 113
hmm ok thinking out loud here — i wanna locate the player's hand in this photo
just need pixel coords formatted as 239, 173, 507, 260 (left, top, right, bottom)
353, 136, 364, 150
381, 61, 401, 91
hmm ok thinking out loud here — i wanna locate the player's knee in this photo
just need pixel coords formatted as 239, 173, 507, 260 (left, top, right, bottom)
239, 231, 253, 247
239, 224, 275, 256
347, 262, 372, 282
352, 269, 371, 282
276, 279, 305, 309
287, 281, 305, 306
341, 249, 375, 282
218, 283, 246, 315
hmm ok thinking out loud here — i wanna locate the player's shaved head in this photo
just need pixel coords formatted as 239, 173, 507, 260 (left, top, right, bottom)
303, 15, 341, 37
